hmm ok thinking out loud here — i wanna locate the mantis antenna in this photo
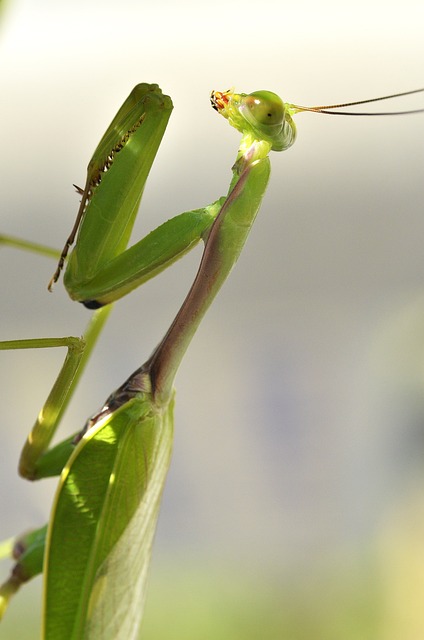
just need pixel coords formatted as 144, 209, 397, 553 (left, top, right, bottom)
288, 87, 424, 116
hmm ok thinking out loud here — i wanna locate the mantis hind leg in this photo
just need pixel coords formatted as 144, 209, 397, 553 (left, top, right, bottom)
0, 525, 47, 619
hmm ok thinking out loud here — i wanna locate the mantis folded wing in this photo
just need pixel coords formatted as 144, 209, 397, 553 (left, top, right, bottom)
1, 83, 423, 639
44, 370, 174, 639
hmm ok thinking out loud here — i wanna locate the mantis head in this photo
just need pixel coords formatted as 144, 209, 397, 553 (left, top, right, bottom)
211, 86, 424, 158
211, 89, 297, 153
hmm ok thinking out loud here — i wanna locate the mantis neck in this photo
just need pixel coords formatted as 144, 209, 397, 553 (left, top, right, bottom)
147, 139, 271, 405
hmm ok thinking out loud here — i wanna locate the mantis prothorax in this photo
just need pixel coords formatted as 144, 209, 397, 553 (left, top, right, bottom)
1, 83, 423, 639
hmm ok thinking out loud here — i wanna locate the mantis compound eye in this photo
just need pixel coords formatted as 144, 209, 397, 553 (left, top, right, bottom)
238, 90, 295, 151
242, 91, 286, 128
211, 88, 296, 152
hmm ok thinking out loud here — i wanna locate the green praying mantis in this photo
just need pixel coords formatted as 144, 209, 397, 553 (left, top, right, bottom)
1, 82, 424, 639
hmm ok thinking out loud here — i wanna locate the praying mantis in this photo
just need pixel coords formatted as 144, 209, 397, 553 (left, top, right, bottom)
0, 82, 423, 639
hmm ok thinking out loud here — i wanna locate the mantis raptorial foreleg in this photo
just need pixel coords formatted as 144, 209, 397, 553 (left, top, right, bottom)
47, 83, 224, 308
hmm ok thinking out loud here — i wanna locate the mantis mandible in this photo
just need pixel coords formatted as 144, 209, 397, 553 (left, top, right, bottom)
0, 83, 423, 639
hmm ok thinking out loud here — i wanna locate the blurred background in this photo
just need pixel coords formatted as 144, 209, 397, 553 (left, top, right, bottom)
1, 0, 424, 637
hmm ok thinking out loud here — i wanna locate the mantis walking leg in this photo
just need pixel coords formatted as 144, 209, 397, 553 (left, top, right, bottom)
0, 235, 113, 614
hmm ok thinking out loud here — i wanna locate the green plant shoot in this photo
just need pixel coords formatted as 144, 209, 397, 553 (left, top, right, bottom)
1, 83, 423, 639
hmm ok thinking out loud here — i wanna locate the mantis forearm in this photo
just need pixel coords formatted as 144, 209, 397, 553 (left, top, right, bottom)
65, 202, 223, 307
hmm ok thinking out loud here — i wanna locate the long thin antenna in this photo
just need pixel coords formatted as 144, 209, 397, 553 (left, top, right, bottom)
289, 87, 424, 116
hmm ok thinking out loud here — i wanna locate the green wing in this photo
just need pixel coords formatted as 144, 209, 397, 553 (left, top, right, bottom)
43, 389, 174, 640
